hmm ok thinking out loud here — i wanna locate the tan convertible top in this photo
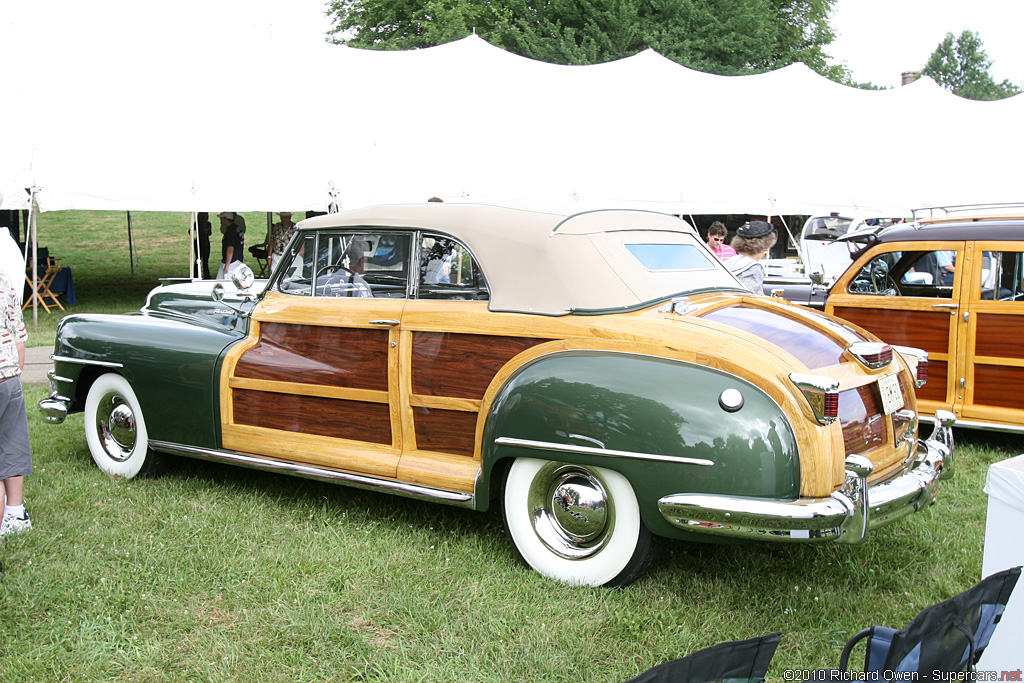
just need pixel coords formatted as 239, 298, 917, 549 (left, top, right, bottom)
298, 203, 740, 315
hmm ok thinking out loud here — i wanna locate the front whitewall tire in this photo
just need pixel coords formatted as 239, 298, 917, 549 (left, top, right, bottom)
84, 373, 155, 479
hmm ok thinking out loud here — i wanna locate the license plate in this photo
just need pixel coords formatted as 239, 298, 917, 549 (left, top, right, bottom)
878, 373, 904, 415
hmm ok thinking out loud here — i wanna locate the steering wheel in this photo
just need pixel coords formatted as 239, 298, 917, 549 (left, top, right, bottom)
315, 264, 355, 296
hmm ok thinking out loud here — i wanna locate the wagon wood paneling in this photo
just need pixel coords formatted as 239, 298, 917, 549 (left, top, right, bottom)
411, 332, 548, 399
915, 360, 948, 403
972, 365, 1024, 410
700, 305, 846, 369
234, 322, 388, 390
830, 307, 951, 353
413, 407, 478, 457
974, 314, 1024, 360
233, 388, 392, 444
838, 384, 887, 457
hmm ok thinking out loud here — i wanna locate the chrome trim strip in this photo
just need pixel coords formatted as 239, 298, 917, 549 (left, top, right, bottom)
919, 413, 1024, 435
50, 355, 124, 369
494, 436, 715, 467
148, 441, 476, 508
47, 370, 74, 384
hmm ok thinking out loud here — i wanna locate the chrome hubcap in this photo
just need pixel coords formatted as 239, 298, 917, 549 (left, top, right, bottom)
527, 463, 612, 560
96, 393, 137, 462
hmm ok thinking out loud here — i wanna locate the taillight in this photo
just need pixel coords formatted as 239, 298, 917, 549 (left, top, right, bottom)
823, 390, 839, 420
891, 345, 929, 388
790, 373, 840, 425
917, 357, 929, 386
849, 341, 893, 369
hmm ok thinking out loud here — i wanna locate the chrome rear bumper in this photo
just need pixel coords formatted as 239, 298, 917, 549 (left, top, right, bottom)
657, 410, 956, 544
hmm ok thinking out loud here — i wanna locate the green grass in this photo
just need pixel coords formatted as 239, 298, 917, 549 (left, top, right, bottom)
6, 211, 1022, 681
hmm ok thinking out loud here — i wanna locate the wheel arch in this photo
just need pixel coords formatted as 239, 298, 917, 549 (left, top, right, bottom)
478, 350, 802, 539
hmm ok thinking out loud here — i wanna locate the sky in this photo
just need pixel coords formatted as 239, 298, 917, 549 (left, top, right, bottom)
829, 0, 1024, 88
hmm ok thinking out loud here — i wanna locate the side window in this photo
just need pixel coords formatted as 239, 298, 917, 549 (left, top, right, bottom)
898, 251, 954, 298
848, 250, 955, 299
275, 232, 411, 298
981, 251, 1024, 301
848, 252, 902, 295
418, 234, 489, 300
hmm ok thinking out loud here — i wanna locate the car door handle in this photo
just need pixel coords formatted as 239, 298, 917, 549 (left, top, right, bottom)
369, 319, 400, 326
931, 303, 958, 309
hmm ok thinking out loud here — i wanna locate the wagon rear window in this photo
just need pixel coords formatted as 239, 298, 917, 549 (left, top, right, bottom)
625, 244, 716, 271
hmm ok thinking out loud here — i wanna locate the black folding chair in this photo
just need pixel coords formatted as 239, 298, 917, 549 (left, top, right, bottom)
622, 632, 781, 683
835, 566, 1020, 681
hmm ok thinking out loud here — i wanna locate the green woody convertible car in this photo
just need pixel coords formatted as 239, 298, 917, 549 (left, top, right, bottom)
40, 203, 956, 586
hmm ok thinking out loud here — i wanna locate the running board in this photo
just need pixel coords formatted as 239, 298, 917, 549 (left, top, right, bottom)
149, 441, 476, 508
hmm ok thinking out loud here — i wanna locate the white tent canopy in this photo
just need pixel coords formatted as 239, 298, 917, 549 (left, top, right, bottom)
2, 0, 1021, 217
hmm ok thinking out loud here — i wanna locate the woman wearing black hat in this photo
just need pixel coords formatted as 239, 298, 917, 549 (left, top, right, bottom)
725, 220, 777, 294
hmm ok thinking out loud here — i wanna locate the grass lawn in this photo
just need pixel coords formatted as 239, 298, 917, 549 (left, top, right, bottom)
4, 211, 1022, 681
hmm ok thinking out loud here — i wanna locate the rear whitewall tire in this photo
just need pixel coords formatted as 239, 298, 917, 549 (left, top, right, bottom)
502, 457, 657, 587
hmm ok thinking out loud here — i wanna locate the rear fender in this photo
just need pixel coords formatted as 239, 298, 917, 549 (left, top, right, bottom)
479, 351, 800, 538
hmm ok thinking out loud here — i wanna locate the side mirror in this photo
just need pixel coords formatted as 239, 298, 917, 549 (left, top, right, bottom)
808, 266, 826, 286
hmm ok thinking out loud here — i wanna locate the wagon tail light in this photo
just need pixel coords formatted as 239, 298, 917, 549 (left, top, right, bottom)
891, 345, 930, 388
848, 341, 892, 369
790, 373, 840, 425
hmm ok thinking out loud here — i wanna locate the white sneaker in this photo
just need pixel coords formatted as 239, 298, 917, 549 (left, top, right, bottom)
0, 510, 31, 538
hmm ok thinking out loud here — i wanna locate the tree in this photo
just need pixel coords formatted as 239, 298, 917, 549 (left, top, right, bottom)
922, 30, 1022, 101
326, 0, 843, 78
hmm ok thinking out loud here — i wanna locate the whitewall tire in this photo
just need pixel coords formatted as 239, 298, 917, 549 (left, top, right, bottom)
502, 458, 658, 587
84, 373, 160, 478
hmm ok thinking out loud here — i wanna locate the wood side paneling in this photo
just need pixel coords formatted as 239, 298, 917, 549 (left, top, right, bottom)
915, 360, 948, 403
831, 307, 951, 354
412, 332, 547, 399
838, 384, 887, 457
233, 389, 392, 444
235, 322, 388, 390
700, 306, 846, 369
975, 314, 1024, 360
972, 365, 1024, 410
413, 407, 478, 457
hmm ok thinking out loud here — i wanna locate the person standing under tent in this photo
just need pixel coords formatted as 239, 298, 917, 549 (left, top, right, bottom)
725, 221, 777, 294
0, 265, 32, 539
191, 212, 212, 279
267, 212, 297, 271
216, 212, 245, 280
705, 221, 737, 260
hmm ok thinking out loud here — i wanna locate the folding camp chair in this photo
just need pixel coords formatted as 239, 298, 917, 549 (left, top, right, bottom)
23, 257, 65, 313
834, 566, 1020, 681
622, 632, 781, 683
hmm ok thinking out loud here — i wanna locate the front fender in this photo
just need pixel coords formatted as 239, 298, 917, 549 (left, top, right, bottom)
480, 351, 800, 539
50, 313, 246, 448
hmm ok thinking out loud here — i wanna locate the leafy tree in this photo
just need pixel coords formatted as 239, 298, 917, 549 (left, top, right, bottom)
326, 0, 844, 78
922, 30, 1022, 101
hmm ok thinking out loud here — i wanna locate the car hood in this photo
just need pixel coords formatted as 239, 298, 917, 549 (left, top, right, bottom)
142, 279, 262, 333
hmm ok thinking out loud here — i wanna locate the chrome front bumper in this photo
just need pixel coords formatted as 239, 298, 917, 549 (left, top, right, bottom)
657, 410, 956, 544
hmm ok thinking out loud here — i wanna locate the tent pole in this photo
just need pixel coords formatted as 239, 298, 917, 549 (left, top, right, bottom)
189, 211, 197, 278
127, 211, 135, 275
28, 188, 39, 331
